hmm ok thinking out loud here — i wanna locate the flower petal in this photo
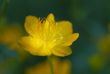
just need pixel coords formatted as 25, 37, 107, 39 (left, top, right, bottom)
46, 13, 55, 23
19, 36, 39, 54
63, 33, 79, 46
57, 21, 73, 36
19, 36, 52, 56
37, 49, 52, 56
52, 47, 72, 57
24, 16, 40, 36
42, 13, 56, 36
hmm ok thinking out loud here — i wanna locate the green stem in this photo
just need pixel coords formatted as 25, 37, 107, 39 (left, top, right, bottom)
47, 56, 54, 74
0, 0, 9, 17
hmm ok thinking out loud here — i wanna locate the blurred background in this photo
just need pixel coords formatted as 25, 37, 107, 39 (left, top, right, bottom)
0, 0, 110, 74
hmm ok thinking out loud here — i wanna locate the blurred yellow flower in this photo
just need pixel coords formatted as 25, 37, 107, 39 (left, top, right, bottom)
25, 57, 71, 74
20, 13, 79, 56
0, 25, 22, 49
89, 54, 106, 70
98, 35, 110, 55
0, 25, 29, 60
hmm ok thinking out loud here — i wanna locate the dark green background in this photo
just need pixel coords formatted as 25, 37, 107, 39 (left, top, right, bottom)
0, 0, 110, 74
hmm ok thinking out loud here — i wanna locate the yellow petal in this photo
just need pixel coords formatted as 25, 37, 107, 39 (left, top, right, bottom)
19, 36, 52, 56
63, 33, 79, 46
42, 13, 56, 35
52, 47, 72, 57
19, 36, 39, 54
46, 13, 55, 22
46, 13, 55, 29
57, 21, 73, 36
20, 36, 39, 55
34, 48, 52, 56
24, 16, 40, 36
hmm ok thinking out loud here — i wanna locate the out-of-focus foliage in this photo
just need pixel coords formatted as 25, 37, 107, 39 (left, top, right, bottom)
88, 24, 110, 73
98, 35, 110, 56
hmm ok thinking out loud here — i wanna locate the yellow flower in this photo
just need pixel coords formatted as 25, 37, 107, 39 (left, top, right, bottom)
0, 25, 29, 60
98, 35, 110, 55
0, 25, 22, 49
89, 54, 106, 70
20, 13, 79, 56
25, 57, 71, 74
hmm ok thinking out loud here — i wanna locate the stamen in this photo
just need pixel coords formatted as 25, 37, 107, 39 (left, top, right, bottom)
40, 17, 46, 23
